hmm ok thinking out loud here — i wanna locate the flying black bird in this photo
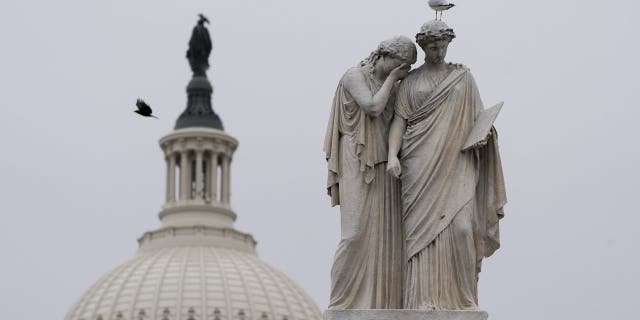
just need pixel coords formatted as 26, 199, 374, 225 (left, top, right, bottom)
429, 0, 455, 20
134, 99, 158, 118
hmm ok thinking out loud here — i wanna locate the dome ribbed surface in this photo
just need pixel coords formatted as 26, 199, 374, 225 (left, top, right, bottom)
65, 246, 321, 320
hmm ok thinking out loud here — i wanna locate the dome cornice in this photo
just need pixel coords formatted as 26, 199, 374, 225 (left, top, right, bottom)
137, 225, 257, 254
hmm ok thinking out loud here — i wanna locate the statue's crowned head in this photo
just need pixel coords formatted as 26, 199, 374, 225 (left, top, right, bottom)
361, 35, 417, 68
416, 20, 456, 48
197, 13, 210, 25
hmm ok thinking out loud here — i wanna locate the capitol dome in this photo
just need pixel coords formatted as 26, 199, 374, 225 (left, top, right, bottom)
65, 242, 320, 320
65, 17, 321, 320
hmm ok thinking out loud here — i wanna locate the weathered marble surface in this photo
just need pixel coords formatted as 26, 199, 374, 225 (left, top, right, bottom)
324, 309, 488, 320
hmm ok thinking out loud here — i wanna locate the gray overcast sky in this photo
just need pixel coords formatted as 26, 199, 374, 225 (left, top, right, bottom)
1, 0, 639, 319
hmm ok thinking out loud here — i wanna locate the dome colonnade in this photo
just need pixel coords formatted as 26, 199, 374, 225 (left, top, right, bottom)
160, 128, 237, 229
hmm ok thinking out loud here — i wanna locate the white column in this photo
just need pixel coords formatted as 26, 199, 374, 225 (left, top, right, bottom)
195, 149, 204, 200
209, 152, 218, 202
180, 150, 189, 201
165, 154, 170, 202
221, 154, 231, 205
166, 152, 176, 203
202, 152, 211, 200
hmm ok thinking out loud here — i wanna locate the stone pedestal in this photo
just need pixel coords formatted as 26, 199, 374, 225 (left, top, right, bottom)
324, 309, 489, 320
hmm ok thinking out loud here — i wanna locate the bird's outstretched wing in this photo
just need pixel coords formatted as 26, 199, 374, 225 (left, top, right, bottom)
136, 99, 152, 114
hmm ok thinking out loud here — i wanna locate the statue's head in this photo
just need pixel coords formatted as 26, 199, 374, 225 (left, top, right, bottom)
416, 20, 456, 65
378, 36, 418, 65
198, 14, 210, 25
361, 36, 417, 74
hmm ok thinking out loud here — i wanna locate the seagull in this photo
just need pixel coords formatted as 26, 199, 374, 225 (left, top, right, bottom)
429, 0, 455, 20
134, 99, 158, 119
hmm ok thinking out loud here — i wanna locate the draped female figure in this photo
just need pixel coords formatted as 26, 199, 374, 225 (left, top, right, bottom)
324, 36, 417, 309
387, 21, 507, 310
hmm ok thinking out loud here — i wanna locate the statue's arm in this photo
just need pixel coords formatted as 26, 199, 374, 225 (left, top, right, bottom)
343, 67, 405, 117
387, 114, 406, 178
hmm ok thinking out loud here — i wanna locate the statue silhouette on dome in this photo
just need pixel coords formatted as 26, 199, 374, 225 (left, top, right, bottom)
186, 14, 212, 77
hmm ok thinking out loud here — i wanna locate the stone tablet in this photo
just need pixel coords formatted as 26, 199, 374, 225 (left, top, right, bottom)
461, 101, 503, 151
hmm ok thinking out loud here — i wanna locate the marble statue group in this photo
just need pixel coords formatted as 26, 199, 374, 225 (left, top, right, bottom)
324, 19, 507, 312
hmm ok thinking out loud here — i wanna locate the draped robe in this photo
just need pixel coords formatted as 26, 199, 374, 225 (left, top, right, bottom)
323, 66, 404, 309
394, 66, 507, 310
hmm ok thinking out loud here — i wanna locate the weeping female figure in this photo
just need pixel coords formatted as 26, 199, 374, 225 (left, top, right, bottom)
324, 36, 417, 309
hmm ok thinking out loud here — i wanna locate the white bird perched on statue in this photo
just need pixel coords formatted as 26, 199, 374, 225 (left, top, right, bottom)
429, 0, 455, 20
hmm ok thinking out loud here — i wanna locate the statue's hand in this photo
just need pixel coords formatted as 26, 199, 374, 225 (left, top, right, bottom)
387, 156, 402, 178
472, 130, 493, 149
389, 63, 410, 81
472, 139, 488, 149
